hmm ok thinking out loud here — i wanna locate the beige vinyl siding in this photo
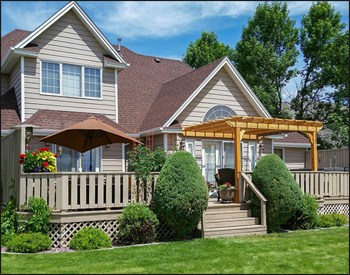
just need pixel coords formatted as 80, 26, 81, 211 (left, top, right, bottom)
177, 68, 259, 126
284, 148, 306, 170
8, 62, 21, 116
261, 138, 272, 156
24, 10, 116, 121
1, 74, 9, 95
102, 144, 122, 172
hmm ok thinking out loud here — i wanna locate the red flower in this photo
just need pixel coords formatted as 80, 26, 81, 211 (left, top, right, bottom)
33, 152, 37, 156
206, 182, 210, 186
19, 154, 26, 159
26, 146, 30, 149
19, 159, 24, 164
226, 182, 230, 185
54, 154, 58, 157
39, 148, 42, 152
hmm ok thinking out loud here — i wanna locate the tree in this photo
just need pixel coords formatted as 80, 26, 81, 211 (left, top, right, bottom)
290, 2, 348, 148
182, 31, 234, 69
233, 1, 299, 118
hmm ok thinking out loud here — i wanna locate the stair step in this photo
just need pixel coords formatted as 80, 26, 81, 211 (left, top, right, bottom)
205, 230, 267, 239
205, 210, 251, 219
206, 203, 251, 212
204, 225, 267, 238
206, 217, 259, 228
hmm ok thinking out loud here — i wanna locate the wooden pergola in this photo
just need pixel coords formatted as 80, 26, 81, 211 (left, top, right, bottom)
182, 116, 323, 202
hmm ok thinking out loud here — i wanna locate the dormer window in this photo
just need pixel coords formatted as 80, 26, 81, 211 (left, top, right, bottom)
203, 105, 236, 122
41, 60, 102, 99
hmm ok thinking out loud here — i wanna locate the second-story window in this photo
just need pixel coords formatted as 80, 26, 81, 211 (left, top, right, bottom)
41, 61, 101, 98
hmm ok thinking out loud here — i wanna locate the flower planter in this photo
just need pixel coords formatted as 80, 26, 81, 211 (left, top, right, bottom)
219, 188, 235, 202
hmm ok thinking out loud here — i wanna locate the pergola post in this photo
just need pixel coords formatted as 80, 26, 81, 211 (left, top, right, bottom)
234, 127, 241, 202
304, 132, 318, 171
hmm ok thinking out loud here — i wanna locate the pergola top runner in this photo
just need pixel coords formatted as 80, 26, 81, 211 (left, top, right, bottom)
182, 115, 323, 203
182, 115, 323, 140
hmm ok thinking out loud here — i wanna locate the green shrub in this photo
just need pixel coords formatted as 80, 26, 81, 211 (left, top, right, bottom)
318, 213, 349, 228
25, 197, 51, 234
6, 232, 51, 253
69, 227, 112, 250
283, 193, 319, 230
1, 232, 16, 247
1, 195, 20, 237
153, 151, 208, 238
117, 202, 159, 244
251, 154, 303, 231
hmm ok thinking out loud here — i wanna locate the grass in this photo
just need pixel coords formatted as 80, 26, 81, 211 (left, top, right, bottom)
1, 226, 349, 274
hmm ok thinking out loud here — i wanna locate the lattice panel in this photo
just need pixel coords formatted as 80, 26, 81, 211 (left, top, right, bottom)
49, 218, 181, 248
318, 203, 349, 219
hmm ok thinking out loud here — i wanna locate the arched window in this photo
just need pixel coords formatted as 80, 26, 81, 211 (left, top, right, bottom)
203, 106, 236, 122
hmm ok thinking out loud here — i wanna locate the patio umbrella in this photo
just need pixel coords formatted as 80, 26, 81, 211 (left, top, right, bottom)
39, 116, 141, 171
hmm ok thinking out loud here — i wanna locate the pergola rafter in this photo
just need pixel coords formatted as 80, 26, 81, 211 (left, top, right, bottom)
182, 115, 323, 202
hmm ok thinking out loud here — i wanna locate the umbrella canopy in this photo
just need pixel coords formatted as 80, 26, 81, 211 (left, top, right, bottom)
39, 116, 141, 171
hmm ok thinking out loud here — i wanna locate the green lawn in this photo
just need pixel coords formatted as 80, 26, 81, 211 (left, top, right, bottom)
1, 227, 349, 274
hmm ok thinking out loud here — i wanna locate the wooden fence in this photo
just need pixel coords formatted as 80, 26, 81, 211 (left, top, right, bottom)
306, 148, 349, 169
291, 171, 349, 198
19, 172, 159, 211
241, 171, 349, 199
1, 128, 25, 204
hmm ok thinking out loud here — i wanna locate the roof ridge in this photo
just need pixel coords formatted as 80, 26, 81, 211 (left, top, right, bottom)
161, 56, 227, 87
1, 29, 31, 40
114, 45, 193, 68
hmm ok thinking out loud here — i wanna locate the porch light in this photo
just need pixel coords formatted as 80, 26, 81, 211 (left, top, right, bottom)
45, 142, 50, 146
58, 146, 63, 156
106, 144, 110, 148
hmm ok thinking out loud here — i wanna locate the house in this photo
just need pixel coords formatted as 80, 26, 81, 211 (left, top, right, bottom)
1, 1, 312, 185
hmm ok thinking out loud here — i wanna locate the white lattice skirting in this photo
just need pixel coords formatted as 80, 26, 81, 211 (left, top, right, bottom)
49, 220, 174, 248
318, 203, 349, 219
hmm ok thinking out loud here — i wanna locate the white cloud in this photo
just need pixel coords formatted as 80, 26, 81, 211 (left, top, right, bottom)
1, 1, 63, 35
286, 1, 349, 16
84, 1, 261, 39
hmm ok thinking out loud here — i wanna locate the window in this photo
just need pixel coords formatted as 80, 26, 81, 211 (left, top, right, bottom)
274, 148, 285, 161
85, 68, 101, 98
185, 139, 195, 158
62, 64, 81, 97
41, 61, 101, 98
203, 106, 236, 122
41, 62, 60, 94
54, 145, 102, 172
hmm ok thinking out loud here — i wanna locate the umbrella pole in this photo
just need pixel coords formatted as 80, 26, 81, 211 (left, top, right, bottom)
90, 137, 93, 172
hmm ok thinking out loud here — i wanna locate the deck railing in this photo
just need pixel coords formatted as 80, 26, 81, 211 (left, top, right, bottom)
19, 172, 159, 211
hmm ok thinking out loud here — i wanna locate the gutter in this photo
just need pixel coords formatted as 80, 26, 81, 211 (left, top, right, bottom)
1, 47, 39, 73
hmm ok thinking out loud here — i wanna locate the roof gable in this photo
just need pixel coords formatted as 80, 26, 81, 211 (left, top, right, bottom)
2, 1, 126, 70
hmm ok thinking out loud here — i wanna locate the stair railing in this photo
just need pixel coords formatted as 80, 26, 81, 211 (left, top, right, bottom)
239, 172, 267, 226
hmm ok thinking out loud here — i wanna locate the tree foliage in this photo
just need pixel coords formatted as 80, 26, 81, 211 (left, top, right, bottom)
182, 31, 234, 69
290, 2, 348, 148
233, 1, 299, 118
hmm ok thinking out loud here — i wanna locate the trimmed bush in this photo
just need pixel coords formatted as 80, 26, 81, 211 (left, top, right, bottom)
153, 151, 208, 238
251, 154, 302, 231
117, 202, 159, 244
69, 227, 112, 251
318, 213, 349, 228
6, 233, 51, 253
283, 193, 319, 230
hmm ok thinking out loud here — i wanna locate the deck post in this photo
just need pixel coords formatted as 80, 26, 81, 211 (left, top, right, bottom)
304, 132, 318, 171
234, 127, 241, 203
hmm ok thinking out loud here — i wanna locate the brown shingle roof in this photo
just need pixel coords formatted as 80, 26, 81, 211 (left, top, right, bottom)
274, 132, 310, 144
20, 110, 130, 132
116, 46, 193, 132
141, 57, 226, 131
1, 88, 21, 130
1, 29, 31, 62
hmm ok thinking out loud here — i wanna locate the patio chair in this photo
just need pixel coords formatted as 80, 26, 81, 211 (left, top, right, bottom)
218, 168, 235, 187
214, 173, 222, 201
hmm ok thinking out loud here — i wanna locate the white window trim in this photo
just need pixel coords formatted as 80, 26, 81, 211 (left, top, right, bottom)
248, 141, 257, 171
202, 105, 236, 122
39, 59, 103, 100
185, 138, 195, 158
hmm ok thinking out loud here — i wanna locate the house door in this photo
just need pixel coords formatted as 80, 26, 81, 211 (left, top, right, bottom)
248, 142, 257, 171
202, 142, 221, 186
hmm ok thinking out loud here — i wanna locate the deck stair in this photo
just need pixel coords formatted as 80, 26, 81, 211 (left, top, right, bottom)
201, 198, 267, 238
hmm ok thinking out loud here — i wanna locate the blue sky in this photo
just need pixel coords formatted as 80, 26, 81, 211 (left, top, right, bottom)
1, 1, 349, 100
